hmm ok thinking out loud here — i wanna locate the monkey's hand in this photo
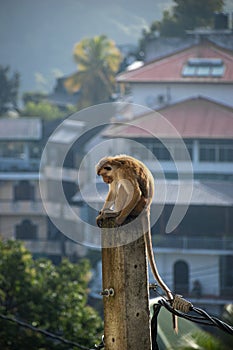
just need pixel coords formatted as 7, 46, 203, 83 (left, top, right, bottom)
96, 209, 119, 227
115, 214, 127, 226
96, 212, 104, 228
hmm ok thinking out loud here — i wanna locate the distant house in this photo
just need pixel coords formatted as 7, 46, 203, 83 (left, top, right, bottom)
76, 37, 233, 317
0, 117, 86, 263
47, 77, 80, 110
117, 40, 233, 108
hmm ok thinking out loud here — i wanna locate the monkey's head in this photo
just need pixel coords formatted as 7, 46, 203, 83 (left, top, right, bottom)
96, 156, 125, 184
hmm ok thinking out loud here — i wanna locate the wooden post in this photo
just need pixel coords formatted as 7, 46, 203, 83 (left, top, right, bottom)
101, 217, 152, 350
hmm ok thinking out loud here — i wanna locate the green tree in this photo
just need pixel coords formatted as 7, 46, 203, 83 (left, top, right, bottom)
0, 239, 103, 349
140, 0, 224, 41
65, 35, 121, 108
0, 66, 20, 115
173, 0, 224, 31
178, 330, 228, 350
23, 101, 74, 120
219, 304, 233, 350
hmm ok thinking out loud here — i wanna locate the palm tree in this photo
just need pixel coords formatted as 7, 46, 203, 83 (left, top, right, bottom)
65, 35, 121, 108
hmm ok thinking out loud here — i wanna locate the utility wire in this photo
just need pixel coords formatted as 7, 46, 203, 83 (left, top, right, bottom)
0, 313, 104, 350
156, 297, 233, 335
1, 297, 232, 350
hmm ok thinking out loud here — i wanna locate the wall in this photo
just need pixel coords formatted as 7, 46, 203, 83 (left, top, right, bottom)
155, 251, 220, 296
131, 83, 233, 109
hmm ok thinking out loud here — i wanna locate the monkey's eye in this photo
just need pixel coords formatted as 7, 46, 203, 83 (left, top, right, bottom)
104, 166, 112, 171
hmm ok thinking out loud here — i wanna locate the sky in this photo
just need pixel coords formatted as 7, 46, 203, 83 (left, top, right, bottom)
1, 0, 232, 97
0, 0, 173, 96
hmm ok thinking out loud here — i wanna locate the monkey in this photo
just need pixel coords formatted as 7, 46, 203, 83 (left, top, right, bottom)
96, 154, 178, 331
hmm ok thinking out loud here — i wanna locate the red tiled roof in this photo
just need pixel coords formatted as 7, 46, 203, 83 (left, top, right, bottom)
117, 41, 233, 83
104, 97, 233, 139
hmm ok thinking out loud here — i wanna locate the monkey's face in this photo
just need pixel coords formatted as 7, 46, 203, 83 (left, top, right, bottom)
97, 163, 117, 184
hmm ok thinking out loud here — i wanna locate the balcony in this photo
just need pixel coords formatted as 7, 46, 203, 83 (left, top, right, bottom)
43, 166, 79, 182
0, 158, 40, 172
0, 200, 45, 215
154, 235, 233, 253
22, 239, 86, 257
23, 240, 62, 255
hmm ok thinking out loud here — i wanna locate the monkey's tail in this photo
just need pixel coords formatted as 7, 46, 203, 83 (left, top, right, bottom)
143, 215, 178, 333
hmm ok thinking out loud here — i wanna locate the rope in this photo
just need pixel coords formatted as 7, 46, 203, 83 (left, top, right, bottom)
172, 294, 193, 313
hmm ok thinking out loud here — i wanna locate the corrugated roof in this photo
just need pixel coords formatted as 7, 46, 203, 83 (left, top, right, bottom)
73, 180, 233, 207
0, 118, 42, 140
117, 41, 233, 83
103, 97, 233, 139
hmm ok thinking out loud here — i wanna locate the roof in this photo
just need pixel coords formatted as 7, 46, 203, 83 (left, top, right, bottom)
103, 97, 233, 139
117, 41, 233, 84
73, 180, 233, 207
0, 117, 42, 140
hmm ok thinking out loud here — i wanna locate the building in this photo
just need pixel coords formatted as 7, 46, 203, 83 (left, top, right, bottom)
117, 40, 233, 109
78, 38, 233, 316
0, 117, 85, 263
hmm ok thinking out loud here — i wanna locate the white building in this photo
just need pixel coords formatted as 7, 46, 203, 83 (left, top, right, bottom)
77, 39, 233, 316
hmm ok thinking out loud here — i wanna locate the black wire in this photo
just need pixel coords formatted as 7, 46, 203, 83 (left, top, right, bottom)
0, 313, 103, 350
156, 298, 233, 335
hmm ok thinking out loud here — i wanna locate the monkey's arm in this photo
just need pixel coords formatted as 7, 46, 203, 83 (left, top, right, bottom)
115, 180, 141, 225
101, 183, 116, 212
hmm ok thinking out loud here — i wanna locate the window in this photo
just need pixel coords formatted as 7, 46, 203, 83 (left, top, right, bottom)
220, 255, 233, 297
174, 260, 189, 294
182, 58, 225, 77
15, 219, 37, 240
29, 143, 41, 159
199, 140, 233, 162
0, 142, 25, 159
14, 181, 35, 201
139, 139, 193, 161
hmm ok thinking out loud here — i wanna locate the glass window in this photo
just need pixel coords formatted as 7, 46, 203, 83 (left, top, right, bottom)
14, 181, 35, 201
196, 66, 210, 76
212, 65, 225, 77
182, 65, 196, 76
199, 140, 233, 162
0, 142, 25, 159
29, 143, 41, 159
219, 146, 233, 162
15, 220, 37, 240
182, 58, 224, 77
174, 260, 189, 294
136, 139, 193, 161
200, 147, 216, 161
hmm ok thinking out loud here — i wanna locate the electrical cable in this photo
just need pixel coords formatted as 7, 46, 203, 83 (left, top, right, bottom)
0, 313, 104, 350
156, 297, 233, 335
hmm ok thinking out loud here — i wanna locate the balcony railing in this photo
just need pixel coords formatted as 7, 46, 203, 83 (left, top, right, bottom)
154, 235, 233, 251
22, 239, 86, 256
0, 200, 45, 215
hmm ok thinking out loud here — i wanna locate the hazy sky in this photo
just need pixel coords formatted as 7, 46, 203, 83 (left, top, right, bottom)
0, 0, 232, 96
0, 0, 172, 95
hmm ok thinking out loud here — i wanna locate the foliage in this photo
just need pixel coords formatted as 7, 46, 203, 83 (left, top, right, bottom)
219, 304, 233, 350
65, 35, 121, 108
172, 0, 224, 31
139, 0, 224, 44
22, 92, 48, 106
0, 239, 103, 349
22, 101, 73, 120
0, 65, 20, 115
178, 330, 227, 350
